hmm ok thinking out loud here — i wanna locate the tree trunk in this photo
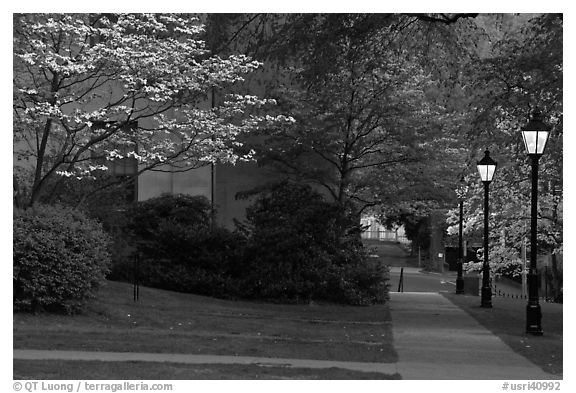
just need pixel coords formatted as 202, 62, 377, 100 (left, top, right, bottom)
550, 253, 562, 302
13, 175, 24, 209
29, 118, 54, 207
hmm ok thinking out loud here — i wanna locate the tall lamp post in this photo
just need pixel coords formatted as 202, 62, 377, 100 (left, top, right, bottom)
455, 176, 468, 294
521, 109, 550, 336
477, 150, 497, 308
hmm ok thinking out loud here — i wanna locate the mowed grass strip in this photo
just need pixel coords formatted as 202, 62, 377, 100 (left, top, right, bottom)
13, 360, 401, 380
14, 281, 396, 363
442, 293, 562, 376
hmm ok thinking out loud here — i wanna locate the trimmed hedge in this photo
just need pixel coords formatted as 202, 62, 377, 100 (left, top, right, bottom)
13, 205, 111, 314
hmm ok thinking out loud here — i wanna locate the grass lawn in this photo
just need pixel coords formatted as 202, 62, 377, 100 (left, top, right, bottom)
14, 280, 397, 379
13, 360, 400, 380
442, 293, 563, 376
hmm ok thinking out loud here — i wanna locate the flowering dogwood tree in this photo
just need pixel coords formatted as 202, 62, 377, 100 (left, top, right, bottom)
13, 13, 292, 207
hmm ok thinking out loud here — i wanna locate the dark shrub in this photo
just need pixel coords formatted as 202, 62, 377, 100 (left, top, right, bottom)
113, 189, 388, 305
127, 193, 211, 240
13, 205, 111, 314
238, 181, 389, 304
121, 194, 244, 298
324, 261, 389, 305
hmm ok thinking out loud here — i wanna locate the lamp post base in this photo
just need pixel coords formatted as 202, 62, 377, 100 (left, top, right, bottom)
526, 272, 543, 335
456, 277, 464, 294
481, 286, 492, 308
526, 302, 543, 335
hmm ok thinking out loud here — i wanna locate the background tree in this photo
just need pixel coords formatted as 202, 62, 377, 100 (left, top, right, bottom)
216, 14, 476, 216
445, 14, 562, 299
260, 31, 436, 211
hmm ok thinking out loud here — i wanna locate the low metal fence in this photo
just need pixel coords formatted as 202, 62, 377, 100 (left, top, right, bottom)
491, 284, 560, 303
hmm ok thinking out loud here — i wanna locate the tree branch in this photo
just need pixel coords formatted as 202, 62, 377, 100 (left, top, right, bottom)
406, 13, 479, 25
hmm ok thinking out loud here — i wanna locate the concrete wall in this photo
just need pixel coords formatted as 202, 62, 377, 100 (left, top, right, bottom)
214, 162, 279, 229
137, 165, 212, 202
137, 160, 280, 229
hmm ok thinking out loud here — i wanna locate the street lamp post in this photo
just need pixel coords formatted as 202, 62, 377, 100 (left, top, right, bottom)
521, 109, 550, 336
455, 176, 468, 294
477, 150, 497, 308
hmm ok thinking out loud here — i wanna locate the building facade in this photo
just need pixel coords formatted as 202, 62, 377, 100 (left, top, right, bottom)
138, 161, 278, 229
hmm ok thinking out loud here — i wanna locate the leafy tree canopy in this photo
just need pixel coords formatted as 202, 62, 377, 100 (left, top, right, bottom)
202, 13, 562, 262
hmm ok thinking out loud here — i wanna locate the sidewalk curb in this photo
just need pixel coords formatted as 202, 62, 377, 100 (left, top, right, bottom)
13, 349, 400, 375
14, 346, 561, 380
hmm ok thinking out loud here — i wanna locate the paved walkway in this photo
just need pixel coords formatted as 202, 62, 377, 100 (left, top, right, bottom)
14, 291, 559, 380
13, 349, 399, 375
389, 292, 559, 380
